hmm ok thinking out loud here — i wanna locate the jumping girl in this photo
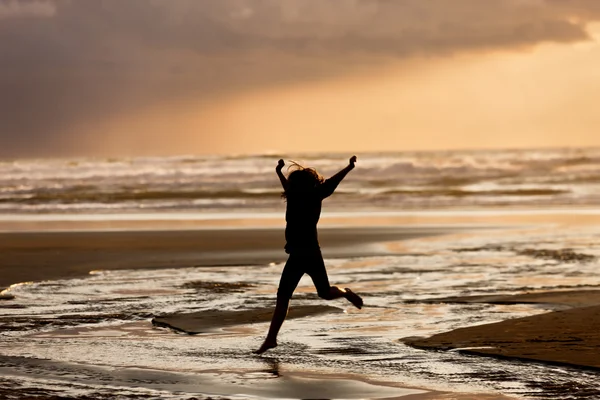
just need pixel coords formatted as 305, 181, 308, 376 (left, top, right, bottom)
254, 156, 363, 354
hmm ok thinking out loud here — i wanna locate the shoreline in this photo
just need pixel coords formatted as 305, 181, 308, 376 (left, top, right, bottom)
3, 206, 600, 232
7, 205, 600, 292
0, 225, 463, 291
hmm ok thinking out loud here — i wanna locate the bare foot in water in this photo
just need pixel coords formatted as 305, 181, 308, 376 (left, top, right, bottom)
344, 288, 363, 309
254, 340, 277, 354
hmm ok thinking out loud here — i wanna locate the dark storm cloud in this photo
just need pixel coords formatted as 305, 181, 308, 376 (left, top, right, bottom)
1, 0, 600, 157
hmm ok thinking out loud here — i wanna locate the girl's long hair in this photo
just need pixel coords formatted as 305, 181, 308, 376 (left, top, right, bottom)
281, 161, 324, 199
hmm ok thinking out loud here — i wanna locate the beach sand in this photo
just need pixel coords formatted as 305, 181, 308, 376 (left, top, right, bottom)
0, 225, 459, 291
4, 207, 581, 291
403, 290, 600, 371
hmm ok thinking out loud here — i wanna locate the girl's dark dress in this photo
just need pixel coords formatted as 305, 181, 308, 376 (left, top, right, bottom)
277, 175, 345, 299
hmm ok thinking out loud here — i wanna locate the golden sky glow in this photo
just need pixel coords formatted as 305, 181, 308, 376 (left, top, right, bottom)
85, 25, 600, 156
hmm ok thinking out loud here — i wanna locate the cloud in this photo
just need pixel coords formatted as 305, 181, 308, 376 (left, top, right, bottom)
2, 0, 600, 157
0, 0, 56, 19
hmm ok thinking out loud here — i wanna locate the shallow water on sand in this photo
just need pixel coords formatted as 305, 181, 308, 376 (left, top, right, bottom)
2, 225, 600, 399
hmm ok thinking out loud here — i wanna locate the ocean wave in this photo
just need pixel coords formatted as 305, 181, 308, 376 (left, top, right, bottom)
0, 188, 282, 205
0, 185, 571, 212
1, 148, 599, 213
366, 188, 570, 197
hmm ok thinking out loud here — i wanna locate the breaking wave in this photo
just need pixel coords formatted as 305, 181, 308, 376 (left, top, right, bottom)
1, 147, 599, 213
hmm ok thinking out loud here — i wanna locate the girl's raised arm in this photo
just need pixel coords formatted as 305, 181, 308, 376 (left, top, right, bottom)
319, 155, 356, 199
276, 159, 288, 190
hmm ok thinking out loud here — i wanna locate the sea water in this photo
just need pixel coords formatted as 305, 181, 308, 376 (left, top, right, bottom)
1, 148, 599, 215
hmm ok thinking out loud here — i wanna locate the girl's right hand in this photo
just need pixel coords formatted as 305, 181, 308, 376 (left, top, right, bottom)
349, 155, 357, 166
277, 159, 285, 170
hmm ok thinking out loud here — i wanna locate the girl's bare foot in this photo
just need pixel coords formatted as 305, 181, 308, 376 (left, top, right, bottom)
253, 340, 277, 354
344, 288, 363, 309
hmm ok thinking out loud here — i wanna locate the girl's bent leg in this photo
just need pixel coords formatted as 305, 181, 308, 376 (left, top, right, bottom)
320, 286, 346, 300
320, 286, 363, 309
254, 296, 290, 354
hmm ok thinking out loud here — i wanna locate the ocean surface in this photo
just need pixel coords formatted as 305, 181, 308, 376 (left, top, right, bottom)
1, 148, 600, 399
1, 147, 599, 215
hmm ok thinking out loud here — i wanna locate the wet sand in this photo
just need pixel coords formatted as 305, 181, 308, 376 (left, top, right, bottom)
0, 351, 513, 400
0, 225, 458, 291
4, 211, 600, 398
403, 290, 600, 371
11, 310, 516, 400
152, 305, 343, 334
0, 353, 428, 400
0, 220, 519, 399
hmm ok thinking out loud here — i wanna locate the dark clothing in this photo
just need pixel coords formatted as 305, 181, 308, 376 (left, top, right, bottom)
277, 250, 330, 299
283, 176, 343, 254
283, 192, 321, 254
277, 163, 354, 299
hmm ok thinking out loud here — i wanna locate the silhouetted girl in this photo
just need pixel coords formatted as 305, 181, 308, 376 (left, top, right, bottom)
255, 156, 363, 354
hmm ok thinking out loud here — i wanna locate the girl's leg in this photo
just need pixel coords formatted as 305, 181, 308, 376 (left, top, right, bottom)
309, 252, 363, 309
254, 255, 303, 354
254, 295, 289, 354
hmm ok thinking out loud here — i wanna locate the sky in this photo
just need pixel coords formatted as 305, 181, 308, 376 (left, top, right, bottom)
1, 0, 600, 158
